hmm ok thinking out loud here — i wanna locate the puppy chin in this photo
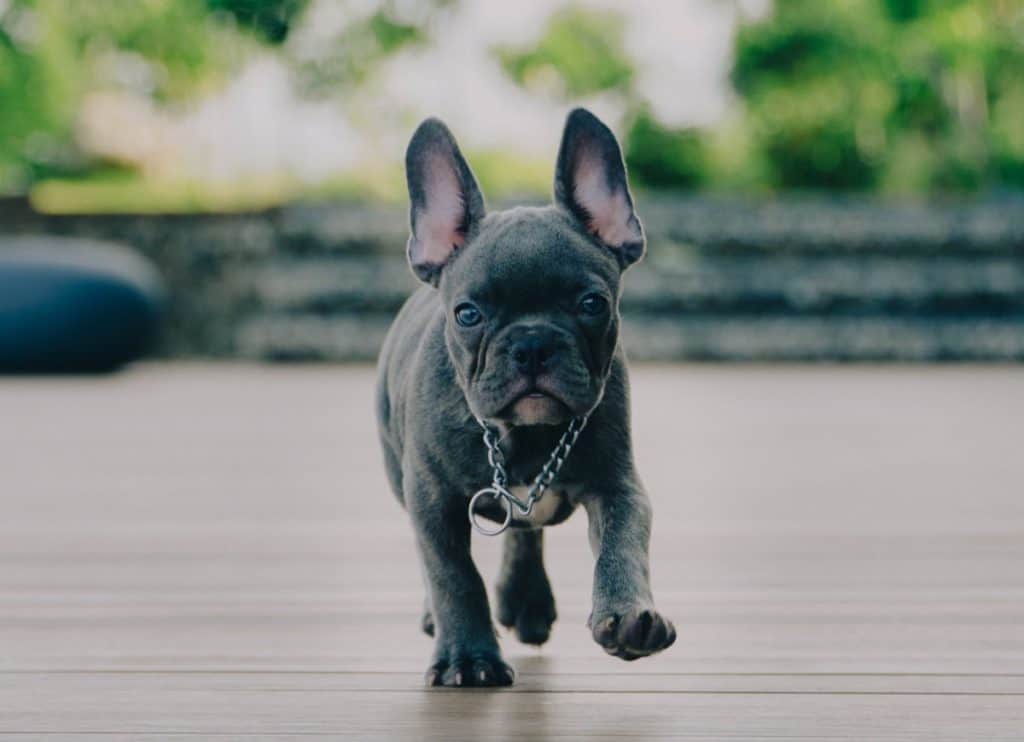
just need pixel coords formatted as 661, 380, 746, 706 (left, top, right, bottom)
508, 394, 569, 426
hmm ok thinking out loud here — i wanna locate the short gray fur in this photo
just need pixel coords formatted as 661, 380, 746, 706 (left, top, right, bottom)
375, 108, 675, 688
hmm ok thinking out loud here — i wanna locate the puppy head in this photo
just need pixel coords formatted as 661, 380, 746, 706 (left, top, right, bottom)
404, 108, 645, 427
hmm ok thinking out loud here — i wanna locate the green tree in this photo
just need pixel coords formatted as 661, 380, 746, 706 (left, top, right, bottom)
206, 0, 309, 44
494, 6, 633, 98
0, 0, 262, 191
624, 110, 706, 189
493, 6, 706, 189
729, 0, 1024, 193
289, 0, 453, 96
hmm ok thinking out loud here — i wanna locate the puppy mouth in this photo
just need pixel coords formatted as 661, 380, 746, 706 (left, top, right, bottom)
524, 390, 555, 400
500, 384, 570, 425
510, 381, 565, 405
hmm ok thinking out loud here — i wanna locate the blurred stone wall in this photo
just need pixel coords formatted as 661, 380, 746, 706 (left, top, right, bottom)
3, 195, 1024, 361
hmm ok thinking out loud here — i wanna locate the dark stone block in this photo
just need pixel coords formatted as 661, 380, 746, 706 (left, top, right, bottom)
4, 194, 1024, 362
0, 238, 164, 372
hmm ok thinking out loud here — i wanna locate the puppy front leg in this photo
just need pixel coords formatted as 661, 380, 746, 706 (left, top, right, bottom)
584, 483, 676, 660
408, 487, 514, 687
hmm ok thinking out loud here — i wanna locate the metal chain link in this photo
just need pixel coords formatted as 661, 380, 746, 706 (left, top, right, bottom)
468, 414, 589, 536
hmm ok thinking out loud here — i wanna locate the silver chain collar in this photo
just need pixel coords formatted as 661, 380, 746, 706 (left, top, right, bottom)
467, 414, 589, 536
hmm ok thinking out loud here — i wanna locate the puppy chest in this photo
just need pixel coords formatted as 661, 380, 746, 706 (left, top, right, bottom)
508, 485, 577, 527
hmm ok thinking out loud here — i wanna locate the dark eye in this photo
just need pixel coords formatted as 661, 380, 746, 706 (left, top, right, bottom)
454, 302, 483, 327
578, 293, 608, 316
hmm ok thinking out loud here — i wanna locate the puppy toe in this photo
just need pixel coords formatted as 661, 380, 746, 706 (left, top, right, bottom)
591, 608, 676, 660
427, 653, 515, 688
650, 616, 676, 652
591, 614, 620, 648
619, 608, 653, 647
471, 657, 515, 686
421, 610, 435, 637
424, 665, 443, 687
515, 609, 555, 645
643, 613, 669, 650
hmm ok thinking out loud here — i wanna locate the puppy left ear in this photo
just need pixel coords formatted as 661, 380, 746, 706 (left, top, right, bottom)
554, 108, 645, 268
405, 118, 486, 285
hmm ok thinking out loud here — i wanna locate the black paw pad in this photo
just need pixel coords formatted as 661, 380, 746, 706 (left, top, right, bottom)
590, 607, 676, 660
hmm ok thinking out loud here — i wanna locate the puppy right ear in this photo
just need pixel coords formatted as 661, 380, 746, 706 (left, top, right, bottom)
405, 118, 485, 285
554, 108, 644, 269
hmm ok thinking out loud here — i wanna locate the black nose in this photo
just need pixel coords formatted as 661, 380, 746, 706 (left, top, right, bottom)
511, 333, 556, 376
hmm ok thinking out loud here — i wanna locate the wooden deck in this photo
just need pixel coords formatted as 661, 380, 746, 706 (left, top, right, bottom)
2, 363, 1023, 740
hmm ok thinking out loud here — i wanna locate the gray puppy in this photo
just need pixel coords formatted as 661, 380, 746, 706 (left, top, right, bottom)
376, 108, 675, 687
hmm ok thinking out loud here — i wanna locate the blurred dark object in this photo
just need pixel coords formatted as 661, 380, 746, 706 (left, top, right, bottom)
205, 0, 308, 43
0, 237, 164, 373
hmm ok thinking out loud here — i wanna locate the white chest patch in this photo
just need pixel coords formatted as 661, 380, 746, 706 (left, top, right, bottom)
509, 486, 573, 526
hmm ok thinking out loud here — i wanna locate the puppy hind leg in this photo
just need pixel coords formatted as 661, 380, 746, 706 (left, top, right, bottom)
496, 528, 557, 645
419, 563, 434, 637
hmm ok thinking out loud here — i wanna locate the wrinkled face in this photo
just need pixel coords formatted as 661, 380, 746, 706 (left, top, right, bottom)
439, 208, 622, 426
403, 109, 645, 428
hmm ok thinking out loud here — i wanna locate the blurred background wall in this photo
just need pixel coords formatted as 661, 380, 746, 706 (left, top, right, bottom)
2, 0, 1024, 366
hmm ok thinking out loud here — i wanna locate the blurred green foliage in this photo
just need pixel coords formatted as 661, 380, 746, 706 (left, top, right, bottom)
207, 0, 308, 43
496, 0, 1024, 195
0, 0, 453, 198
624, 110, 707, 189
493, 7, 704, 189
0, 0, 269, 191
495, 7, 633, 98
727, 0, 1024, 193
291, 1, 450, 96
6, 0, 1024, 207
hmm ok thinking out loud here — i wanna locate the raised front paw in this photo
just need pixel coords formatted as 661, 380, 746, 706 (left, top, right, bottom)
589, 606, 676, 660
425, 649, 515, 687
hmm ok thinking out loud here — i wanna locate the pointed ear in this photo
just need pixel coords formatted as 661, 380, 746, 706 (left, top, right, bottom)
554, 108, 644, 268
405, 118, 485, 284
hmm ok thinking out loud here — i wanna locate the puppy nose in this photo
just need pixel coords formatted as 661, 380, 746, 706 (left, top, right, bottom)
511, 334, 555, 376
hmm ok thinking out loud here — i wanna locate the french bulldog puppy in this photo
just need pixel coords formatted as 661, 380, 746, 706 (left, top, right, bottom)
375, 108, 675, 687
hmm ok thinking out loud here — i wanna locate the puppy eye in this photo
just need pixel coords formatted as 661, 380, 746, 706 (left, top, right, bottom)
454, 302, 483, 327
577, 293, 608, 316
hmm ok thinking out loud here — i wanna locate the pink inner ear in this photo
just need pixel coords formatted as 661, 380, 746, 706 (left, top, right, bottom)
574, 155, 641, 248
416, 154, 466, 264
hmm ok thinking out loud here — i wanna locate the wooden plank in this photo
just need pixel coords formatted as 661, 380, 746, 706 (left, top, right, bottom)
3, 679, 1024, 740
1, 364, 1023, 738
6, 670, 1024, 694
